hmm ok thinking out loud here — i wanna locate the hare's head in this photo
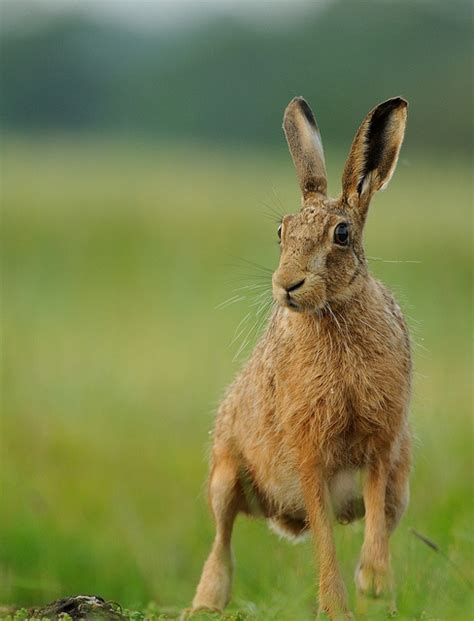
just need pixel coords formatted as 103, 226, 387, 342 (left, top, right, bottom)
272, 96, 407, 313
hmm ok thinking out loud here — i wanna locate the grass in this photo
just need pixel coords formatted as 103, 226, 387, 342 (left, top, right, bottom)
1, 136, 473, 620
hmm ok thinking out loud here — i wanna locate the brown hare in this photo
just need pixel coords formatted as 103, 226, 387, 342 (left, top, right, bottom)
189, 96, 411, 620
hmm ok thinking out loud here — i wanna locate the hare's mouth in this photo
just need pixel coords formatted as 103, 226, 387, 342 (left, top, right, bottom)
274, 292, 305, 312
273, 278, 327, 313
286, 296, 302, 311
275, 290, 328, 314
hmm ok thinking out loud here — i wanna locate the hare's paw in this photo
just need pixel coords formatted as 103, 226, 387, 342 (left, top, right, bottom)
317, 608, 354, 621
355, 561, 392, 598
355, 561, 397, 618
180, 605, 222, 620
317, 586, 353, 621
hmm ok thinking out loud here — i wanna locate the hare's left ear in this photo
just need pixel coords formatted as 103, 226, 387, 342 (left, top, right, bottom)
342, 97, 407, 216
283, 97, 327, 202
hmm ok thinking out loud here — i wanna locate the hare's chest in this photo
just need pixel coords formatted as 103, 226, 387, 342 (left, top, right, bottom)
280, 349, 394, 440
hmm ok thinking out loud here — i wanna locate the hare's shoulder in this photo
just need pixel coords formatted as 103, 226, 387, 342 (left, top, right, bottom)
213, 336, 276, 433
371, 278, 410, 351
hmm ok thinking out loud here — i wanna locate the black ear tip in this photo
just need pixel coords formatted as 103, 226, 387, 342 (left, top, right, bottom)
371, 97, 408, 127
290, 96, 317, 128
380, 97, 408, 112
391, 96, 408, 108
284, 96, 304, 118
284, 96, 317, 128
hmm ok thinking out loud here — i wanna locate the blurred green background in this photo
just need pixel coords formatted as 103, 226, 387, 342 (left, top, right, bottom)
1, 1, 472, 619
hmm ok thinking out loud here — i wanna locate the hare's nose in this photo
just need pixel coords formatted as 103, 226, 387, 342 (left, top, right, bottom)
285, 278, 305, 293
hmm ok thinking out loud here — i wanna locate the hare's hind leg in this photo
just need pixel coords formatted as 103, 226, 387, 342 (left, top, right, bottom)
191, 451, 241, 612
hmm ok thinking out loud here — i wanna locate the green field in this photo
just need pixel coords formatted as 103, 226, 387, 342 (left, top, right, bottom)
2, 138, 472, 620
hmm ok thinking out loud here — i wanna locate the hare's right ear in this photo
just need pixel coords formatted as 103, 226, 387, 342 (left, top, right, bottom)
342, 97, 408, 217
283, 97, 327, 202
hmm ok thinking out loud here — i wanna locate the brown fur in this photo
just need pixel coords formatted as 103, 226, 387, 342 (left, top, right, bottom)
188, 97, 411, 620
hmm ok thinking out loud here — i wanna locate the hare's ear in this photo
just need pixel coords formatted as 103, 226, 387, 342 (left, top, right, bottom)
283, 97, 327, 202
342, 97, 407, 216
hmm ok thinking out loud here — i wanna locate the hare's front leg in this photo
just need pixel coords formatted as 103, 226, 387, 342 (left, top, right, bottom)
300, 459, 352, 620
355, 458, 393, 602
191, 451, 240, 613
385, 434, 410, 534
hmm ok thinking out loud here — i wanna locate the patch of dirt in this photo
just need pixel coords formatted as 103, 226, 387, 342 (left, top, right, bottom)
9, 596, 127, 620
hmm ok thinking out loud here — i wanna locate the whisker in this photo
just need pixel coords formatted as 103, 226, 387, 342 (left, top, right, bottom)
230, 312, 252, 346
357, 317, 390, 344
326, 303, 351, 357
270, 187, 287, 215
232, 283, 270, 292
215, 294, 246, 310
258, 200, 284, 223
225, 273, 271, 284
249, 289, 272, 306
233, 297, 274, 361
367, 255, 421, 264
255, 295, 272, 315
229, 256, 273, 274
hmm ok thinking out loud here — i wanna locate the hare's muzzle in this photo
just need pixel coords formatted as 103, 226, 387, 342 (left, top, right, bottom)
272, 270, 307, 311
273, 266, 328, 313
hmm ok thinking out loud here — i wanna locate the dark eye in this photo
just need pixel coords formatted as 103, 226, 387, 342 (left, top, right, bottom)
277, 224, 282, 240
334, 222, 349, 246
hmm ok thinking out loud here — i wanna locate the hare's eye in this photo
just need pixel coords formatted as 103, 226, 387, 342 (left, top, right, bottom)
334, 222, 349, 246
277, 224, 282, 240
